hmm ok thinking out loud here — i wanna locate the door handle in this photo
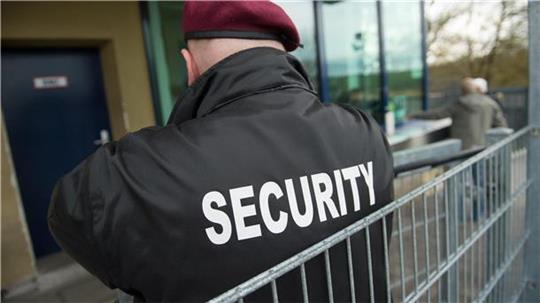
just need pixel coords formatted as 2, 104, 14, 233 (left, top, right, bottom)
93, 129, 110, 146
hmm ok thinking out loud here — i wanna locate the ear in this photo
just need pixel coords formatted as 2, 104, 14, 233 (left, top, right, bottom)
181, 48, 201, 86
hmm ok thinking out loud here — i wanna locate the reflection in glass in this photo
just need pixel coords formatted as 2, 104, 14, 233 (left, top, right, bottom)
383, 1, 423, 124
322, 1, 381, 119
147, 2, 187, 125
277, 2, 319, 90
158, 3, 188, 104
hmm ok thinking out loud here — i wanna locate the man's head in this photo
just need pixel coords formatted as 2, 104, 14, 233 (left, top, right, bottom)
473, 78, 489, 94
461, 77, 478, 95
181, 1, 299, 85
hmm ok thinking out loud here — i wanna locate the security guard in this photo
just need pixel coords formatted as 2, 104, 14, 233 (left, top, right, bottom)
48, 1, 394, 302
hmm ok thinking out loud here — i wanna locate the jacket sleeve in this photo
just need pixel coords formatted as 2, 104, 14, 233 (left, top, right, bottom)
491, 103, 508, 128
410, 105, 453, 120
48, 143, 119, 289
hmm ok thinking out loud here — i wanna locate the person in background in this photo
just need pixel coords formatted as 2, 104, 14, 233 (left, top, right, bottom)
473, 77, 489, 95
474, 77, 506, 109
409, 77, 508, 150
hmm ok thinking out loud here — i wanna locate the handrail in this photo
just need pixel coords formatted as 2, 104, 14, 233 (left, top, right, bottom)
394, 146, 485, 176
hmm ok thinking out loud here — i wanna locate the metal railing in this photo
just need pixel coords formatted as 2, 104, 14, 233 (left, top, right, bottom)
209, 126, 535, 303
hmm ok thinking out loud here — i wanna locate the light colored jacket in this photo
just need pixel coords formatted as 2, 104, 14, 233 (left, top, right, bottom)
413, 93, 508, 149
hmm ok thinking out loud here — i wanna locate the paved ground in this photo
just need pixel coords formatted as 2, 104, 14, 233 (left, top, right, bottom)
4, 252, 117, 303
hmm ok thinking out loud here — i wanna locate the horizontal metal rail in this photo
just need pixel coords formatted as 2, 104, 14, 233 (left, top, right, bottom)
394, 146, 485, 176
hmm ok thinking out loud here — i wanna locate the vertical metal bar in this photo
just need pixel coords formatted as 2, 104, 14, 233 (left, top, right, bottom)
488, 155, 494, 282
376, 0, 389, 122
495, 155, 500, 284
468, 168, 473, 301
435, 184, 441, 303
445, 182, 450, 262
469, 228, 473, 301
483, 156, 488, 222
476, 162, 482, 300
454, 174, 460, 303
476, 161, 482, 232
497, 222, 502, 302
476, 231, 481, 301
494, 151, 500, 302
411, 199, 419, 291
461, 171, 468, 302
423, 193, 431, 301
501, 147, 508, 301
346, 237, 356, 303
471, 230, 475, 301
482, 232, 488, 294
495, 150, 499, 212
324, 249, 334, 303
456, 258, 460, 303
438, 276, 442, 303
382, 216, 391, 303
423, 193, 430, 281
493, 150, 502, 301
398, 208, 406, 302
435, 186, 441, 271
365, 227, 375, 303
445, 180, 454, 302
462, 171, 467, 245
454, 174, 460, 251
469, 165, 474, 237
482, 157, 488, 290
271, 280, 279, 303
300, 264, 309, 303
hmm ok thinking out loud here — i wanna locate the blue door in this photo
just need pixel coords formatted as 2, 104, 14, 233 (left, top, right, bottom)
2, 48, 112, 257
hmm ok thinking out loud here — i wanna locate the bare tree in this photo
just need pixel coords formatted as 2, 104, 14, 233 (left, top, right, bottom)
427, 0, 527, 81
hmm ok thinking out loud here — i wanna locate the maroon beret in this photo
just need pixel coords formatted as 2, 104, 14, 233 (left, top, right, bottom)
182, 1, 301, 52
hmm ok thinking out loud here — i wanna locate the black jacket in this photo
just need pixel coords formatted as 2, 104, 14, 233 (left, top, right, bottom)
48, 47, 394, 302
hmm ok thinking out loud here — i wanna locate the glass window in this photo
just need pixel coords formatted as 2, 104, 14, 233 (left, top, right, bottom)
383, 1, 424, 122
146, 2, 319, 125
146, 2, 187, 125
277, 1, 319, 90
321, 1, 381, 120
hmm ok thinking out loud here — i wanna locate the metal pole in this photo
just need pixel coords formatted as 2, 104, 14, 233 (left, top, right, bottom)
313, 1, 331, 103
420, 0, 429, 111
523, 1, 540, 301
376, 0, 389, 125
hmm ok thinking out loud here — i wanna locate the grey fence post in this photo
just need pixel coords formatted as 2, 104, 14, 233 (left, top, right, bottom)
485, 128, 515, 146
485, 128, 513, 301
523, 0, 540, 302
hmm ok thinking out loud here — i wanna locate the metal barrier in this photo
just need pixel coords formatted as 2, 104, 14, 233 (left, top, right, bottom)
209, 126, 535, 303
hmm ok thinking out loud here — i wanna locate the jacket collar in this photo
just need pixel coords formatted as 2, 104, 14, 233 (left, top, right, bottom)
167, 47, 316, 125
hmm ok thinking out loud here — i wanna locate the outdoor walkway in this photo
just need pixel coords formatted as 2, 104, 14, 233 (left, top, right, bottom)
4, 252, 116, 302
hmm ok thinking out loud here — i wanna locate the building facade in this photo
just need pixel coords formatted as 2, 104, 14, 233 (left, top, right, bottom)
143, 1, 427, 126
1, 0, 427, 290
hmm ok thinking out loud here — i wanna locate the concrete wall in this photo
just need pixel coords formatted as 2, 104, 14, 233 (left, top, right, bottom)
1, 2, 156, 288
1, 117, 37, 288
